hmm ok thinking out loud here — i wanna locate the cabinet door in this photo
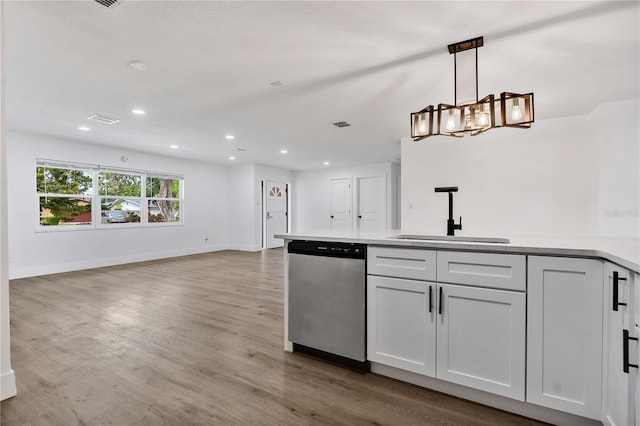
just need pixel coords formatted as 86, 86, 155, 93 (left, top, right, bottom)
603, 263, 635, 426
436, 283, 525, 400
367, 275, 436, 376
527, 256, 603, 420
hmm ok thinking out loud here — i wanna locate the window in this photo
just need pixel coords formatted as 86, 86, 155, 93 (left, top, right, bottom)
36, 161, 95, 227
146, 175, 181, 223
99, 170, 142, 225
36, 160, 183, 230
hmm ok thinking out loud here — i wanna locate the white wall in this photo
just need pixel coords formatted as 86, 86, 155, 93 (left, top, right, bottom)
401, 98, 639, 242
1, 0, 18, 400
291, 162, 399, 232
7, 132, 230, 279
594, 99, 640, 238
228, 164, 256, 251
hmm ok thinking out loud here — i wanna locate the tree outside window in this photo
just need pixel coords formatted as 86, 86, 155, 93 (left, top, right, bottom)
146, 176, 181, 223
36, 165, 93, 226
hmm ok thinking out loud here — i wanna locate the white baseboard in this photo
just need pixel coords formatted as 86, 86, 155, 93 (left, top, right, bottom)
1, 368, 16, 401
9, 244, 228, 279
226, 244, 263, 252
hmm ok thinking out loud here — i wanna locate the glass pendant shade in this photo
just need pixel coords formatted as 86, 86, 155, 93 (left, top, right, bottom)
500, 92, 534, 128
410, 105, 435, 140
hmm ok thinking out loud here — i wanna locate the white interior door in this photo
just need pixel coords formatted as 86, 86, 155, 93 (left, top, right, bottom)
357, 176, 386, 232
265, 180, 287, 249
330, 178, 352, 231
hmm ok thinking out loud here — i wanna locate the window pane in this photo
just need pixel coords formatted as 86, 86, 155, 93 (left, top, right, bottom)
148, 200, 180, 223
100, 198, 141, 224
98, 172, 142, 197
39, 197, 92, 226
146, 177, 180, 198
36, 166, 93, 195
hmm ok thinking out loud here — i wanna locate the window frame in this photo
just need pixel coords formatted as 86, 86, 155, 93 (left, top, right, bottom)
35, 159, 184, 232
145, 174, 183, 226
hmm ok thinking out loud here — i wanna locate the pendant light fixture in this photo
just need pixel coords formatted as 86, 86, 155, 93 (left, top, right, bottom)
410, 36, 534, 141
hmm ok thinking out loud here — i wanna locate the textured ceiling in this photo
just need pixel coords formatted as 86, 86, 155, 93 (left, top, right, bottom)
4, 1, 639, 170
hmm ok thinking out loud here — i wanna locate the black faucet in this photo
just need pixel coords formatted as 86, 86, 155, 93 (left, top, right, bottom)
435, 187, 462, 236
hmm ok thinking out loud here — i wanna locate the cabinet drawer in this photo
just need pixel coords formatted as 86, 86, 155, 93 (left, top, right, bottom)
368, 247, 436, 281
437, 251, 526, 291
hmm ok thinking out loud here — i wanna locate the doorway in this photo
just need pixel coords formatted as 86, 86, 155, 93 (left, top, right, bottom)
263, 180, 288, 249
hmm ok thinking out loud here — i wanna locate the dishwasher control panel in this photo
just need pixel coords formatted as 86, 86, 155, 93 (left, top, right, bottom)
288, 240, 366, 259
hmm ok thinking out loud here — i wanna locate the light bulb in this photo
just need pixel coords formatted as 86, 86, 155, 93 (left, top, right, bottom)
477, 105, 488, 126
464, 111, 472, 130
511, 98, 522, 121
446, 110, 455, 131
417, 114, 427, 134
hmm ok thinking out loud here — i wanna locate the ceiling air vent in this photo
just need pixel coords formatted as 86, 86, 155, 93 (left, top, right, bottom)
87, 114, 120, 125
93, 0, 125, 8
333, 121, 352, 128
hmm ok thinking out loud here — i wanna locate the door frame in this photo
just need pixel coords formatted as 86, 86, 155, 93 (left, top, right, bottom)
262, 179, 290, 249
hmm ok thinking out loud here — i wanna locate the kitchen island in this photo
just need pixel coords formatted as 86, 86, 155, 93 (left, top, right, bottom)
277, 230, 640, 426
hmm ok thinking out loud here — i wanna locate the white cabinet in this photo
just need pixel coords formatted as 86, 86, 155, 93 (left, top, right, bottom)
367, 248, 526, 401
527, 256, 604, 420
603, 264, 638, 426
367, 276, 435, 375
436, 283, 525, 400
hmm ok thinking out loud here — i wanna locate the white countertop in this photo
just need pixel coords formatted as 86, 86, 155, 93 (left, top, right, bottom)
276, 230, 640, 274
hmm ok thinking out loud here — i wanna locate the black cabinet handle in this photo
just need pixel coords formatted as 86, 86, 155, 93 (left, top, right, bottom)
623, 329, 638, 373
438, 287, 443, 315
330, 215, 334, 219
613, 271, 627, 311
358, 215, 362, 219
428, 286, 433, 313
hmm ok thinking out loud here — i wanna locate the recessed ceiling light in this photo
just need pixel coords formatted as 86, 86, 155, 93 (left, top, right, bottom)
225, 135, 235, 140
323, 161, 330, 166
131, 109, 146, 115
170, 145, 179, 149
280, 149, 288, 154
229, 156, 236, 160
127, 60, 147, 71
78, 126, 90, 131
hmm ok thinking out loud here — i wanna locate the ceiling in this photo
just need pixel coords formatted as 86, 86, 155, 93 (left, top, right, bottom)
4, 1, 639, 171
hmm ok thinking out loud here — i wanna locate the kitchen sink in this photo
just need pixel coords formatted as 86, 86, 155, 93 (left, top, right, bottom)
389, 234, 510, 244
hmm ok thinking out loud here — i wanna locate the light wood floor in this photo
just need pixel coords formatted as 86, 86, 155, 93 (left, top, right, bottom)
1, 249, 546, 425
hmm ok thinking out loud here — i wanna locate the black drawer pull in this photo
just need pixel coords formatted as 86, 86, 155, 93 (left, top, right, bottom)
623, 329, 639, 374
613, 271, 627, 311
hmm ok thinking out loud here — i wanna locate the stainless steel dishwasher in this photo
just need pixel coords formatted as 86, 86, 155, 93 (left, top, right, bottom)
288, 240, 369, 371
